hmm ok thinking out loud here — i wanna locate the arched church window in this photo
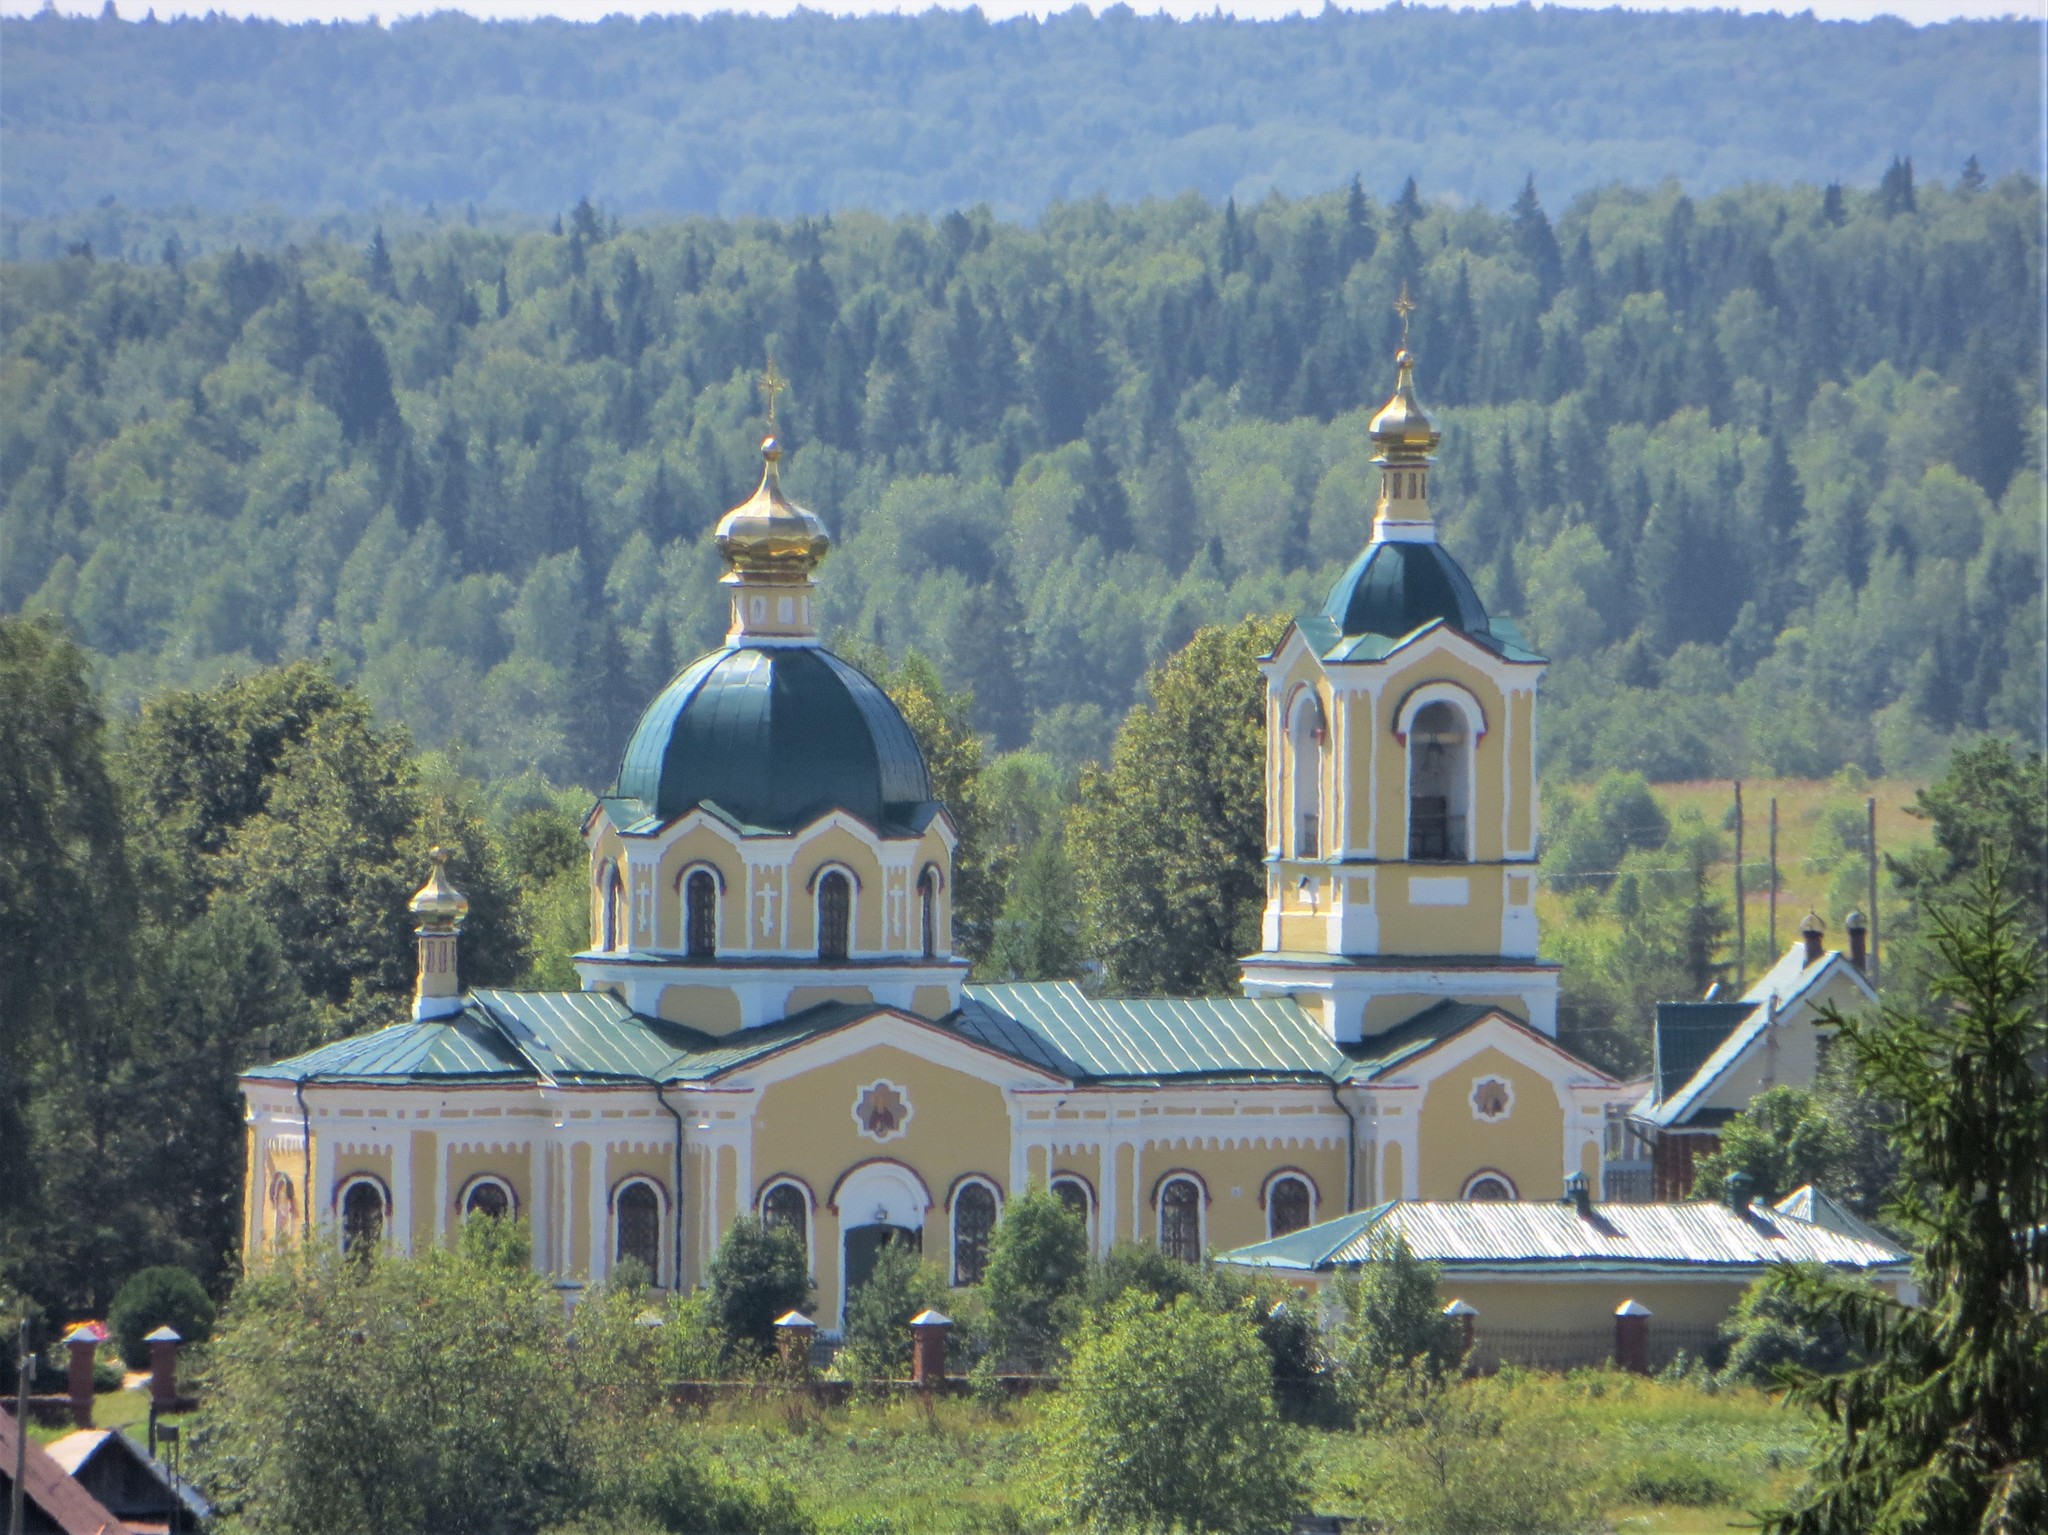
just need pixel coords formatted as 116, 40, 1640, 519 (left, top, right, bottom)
686, 870, 718, 959
952, 1180, 998, 1285
1462, 1172, 1517, 1202
463, 1177, 514, 1221
272, 1175, 298, 1248
1159, 1176, 1203, 1263
1288, 691, 1325, 858
1407, 700, 1469, 861
1267, 1176, 1313, 1238
339, 1178, 385, 1256
1052, 1175, 1092, 1225
818, 870, 851, 962
599, 861, 626, 952
762, 1182, 809, 1261
615, 1179, 662, 1277
918, 867, 940, 959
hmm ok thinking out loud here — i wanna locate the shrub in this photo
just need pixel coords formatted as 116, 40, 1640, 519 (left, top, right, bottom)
109, 1266, 216, 1368
1610, 1449, 1739, 1507
705, 1216, 812, 1361
1032, 1292, 1308, 1534
1717, 1266, 1865, 1386
1372, 1372, 1601, 1534
1330, 1235, 1463, 1424
980, 1184, 1087, 1368
840, 1242, 948, 1380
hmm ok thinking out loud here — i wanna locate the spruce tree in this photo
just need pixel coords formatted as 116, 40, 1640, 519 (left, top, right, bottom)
1762, 858, 2046, 1534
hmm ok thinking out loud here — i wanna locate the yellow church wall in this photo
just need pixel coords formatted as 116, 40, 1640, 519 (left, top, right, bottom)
1507, 689, 1534, 852
1374, 870, 1508, 956
333, 1146, 394, 1208
786, 827, 886, 953
1343, 695, 1374, 853
411, 1131, 438, 1250
911, 985, 955, 1020
570, 1143, 592, 1276
655, 830, 747, 951
1380, 1141, 1403, 1201
445, 1144, 534, 1229
787, 985, 876, 1013
1132, 1140, 1348, 1254
1443, 1278, 1750, 1336
1363, 992, 1531, 1035
1414, 1046, 1565, 1200
752, 1042, 1013, 1313
660, 984, 744, 1035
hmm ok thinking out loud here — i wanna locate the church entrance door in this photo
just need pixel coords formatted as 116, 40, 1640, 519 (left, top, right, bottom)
842, 1223, 921, 1308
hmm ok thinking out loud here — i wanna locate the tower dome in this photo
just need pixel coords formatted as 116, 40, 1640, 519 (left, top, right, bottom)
1321, 539, 1491, 640
608, 641, 932, 832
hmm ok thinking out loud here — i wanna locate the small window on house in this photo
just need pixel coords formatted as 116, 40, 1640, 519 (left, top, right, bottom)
340, 1179, 385, 1255
1462, 1173, 1516, 1202
686, 870, 718, 959
464, 1180, 512, 1221
952, 1181, 998, 1285
615, 1180, 661, 1277
762, 1183, 809, 1261
1268, 1176, 1312, 1238
1408, 701, 1469, 861
818, 870, 851, 962
918, 867, 940, 959
1159, 1177, 1203, 1263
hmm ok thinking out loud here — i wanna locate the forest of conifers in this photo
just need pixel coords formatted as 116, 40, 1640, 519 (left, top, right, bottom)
4, 169, 2040, 795
0, 8, 2032, 224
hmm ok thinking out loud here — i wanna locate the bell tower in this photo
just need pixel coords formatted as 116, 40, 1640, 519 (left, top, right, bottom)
1240, 328, 1558, 1043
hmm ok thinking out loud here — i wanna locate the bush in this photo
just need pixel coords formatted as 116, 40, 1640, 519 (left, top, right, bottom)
1330, 1235, 1463, 1424
1032, 1292, 1307, 1534
1610, 1449, 1739, 1507
109, 1266, 216, 1368
705, 1217, 811, 1361
1717, 1267, 1865, 1387
980, 1184, 1087, 1368
1372, 1372, 1601, 1534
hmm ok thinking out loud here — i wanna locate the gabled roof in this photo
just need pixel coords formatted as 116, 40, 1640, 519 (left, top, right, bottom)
1639, 946, 1880, 1129
1217, 1196, 1910, 1277
1772, 1184, 1898, 1250
957, 983, 1343, 1083
0, 1410, 133, 1535
45, 1429, 211, 1524
1287, 611, 1545, 668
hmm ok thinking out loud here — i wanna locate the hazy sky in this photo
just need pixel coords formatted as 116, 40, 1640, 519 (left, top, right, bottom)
1, 0, 2033, 25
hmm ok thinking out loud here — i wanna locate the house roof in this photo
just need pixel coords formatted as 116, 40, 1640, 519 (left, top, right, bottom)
44, 1431, 211, 1524
1638, 946, 1880, 1129
247, 983, 1561, 1092
1216, 1194, 1910, 1278
0, 1410, 134, 1535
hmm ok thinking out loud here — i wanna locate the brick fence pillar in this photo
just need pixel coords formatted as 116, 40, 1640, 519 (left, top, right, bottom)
1614, 1299, 1651, 1374
909, 1309, 952, 1388
774, 1311, 816, 1376
62, 1322, 108, 1429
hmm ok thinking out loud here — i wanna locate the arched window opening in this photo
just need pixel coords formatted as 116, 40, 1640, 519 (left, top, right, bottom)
685, 870, 718, 959
615, 1180, 661, 1277
1268, 1176, 1313, 1239
918, 867, 940, 959
1288, 692, 1325, 858
952, 1181, 999, 1285
1052, 1176, 1091, 1225
818, 870, 851, 962
762, 1183, 809, 1262
340, 1179, 385, 1256
1408, 700, 1469, 861
272, 1175, 298, 1247
1462, 1172, 1517, 1203
463, 1178, 513, 1221
599, 861, 626, 952
1159, 1177, 1203, 1263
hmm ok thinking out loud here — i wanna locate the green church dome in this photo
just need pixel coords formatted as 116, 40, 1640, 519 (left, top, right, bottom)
608, 646, 932, 832
1321, 539, 1491, 642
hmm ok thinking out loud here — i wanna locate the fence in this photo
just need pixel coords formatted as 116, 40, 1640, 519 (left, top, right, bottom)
1472, 1323, 1723, 1374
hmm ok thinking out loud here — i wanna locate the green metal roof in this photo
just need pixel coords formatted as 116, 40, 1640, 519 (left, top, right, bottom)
607, 645, 933, 833
958, 983, 1344, 1083
1651, 1001, 1756, 1104
1219, 1197, 1909, 1276
245, 1011, 537, 1084
469, 989, 709, 1082
1323, 538, 1492, 642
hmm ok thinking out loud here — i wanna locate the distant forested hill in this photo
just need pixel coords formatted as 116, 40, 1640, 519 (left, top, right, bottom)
0, 6, 2035, 225
4, 174, 2039, 790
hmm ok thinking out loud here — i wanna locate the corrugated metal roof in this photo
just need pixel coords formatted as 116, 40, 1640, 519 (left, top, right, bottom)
959, 983, 1344, 1082
1652, 1002, 1755, 1102
247, 1011, 536, 1083
471, 988, 708, 1082
1219, 1198, 1909, 1275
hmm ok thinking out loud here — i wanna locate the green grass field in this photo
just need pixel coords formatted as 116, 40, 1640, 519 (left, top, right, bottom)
687, 1372, 1817, 1533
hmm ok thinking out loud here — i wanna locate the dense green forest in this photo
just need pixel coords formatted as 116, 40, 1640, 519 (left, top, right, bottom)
0, 7, 2036, 229
5, 173, 2040, 794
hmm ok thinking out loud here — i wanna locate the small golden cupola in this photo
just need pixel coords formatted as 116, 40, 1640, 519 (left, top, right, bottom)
1369, 287, 1444, 545
409, 847, 469, 1021
714, 365, 831, 645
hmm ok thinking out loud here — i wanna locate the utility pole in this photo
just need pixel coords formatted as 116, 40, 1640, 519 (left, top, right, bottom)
1733, 780, 1746, 991
1768, 797, 1780, 957
1867, 796, 1880, 984
11, 1316, 27, 1535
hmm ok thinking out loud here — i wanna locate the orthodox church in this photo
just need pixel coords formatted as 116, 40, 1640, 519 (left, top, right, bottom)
241, 349, 1653, 1326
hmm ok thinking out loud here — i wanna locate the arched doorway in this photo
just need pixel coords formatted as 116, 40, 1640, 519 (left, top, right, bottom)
831, 1160, 931, 1325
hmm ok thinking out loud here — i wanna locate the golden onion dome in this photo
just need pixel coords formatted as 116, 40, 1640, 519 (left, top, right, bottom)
1369, 350, 1442, 461
409, 847, 470, 930
714, 437, 831, 584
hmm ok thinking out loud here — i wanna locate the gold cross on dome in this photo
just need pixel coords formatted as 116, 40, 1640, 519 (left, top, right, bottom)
759, 356, 788, 433
1393, 281, 1417, 348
